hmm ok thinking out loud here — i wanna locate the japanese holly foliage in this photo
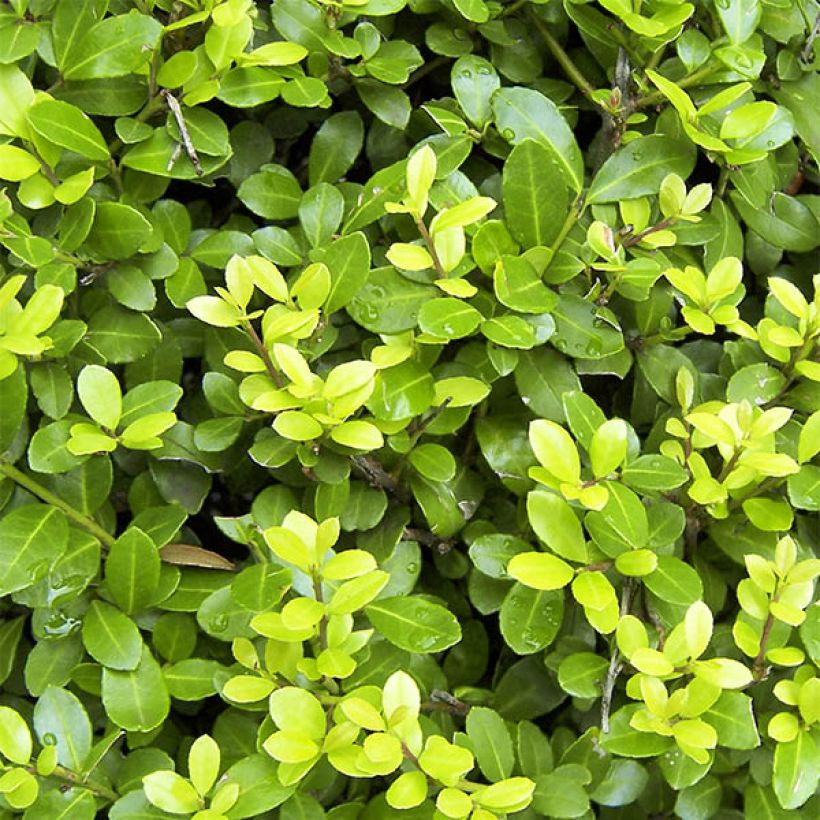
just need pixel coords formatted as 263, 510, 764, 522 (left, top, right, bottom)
0, 0, 818, 818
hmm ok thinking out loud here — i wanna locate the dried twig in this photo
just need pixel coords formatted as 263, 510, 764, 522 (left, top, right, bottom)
161, 89, 202, 176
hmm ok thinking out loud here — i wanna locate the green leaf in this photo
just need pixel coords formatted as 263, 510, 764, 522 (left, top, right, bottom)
529, 419, 580, 483
32, 686, 92, 770
558, 652, 609, 698
503, 140, 569, 248
716, 0, 761, 45
308, 111, 364, 185
368, 360, 434, 421
772, 732, 818, 809
507, 552, 574, 590
602, 705, 673, 757
418, 297, 483, 339
63, 11, 162, 80
586, 483, 649, 557
0, 617, 25, 686
675, 775, 722, 820
552, 294, 624, 359
533, 767, 590, 818
27, 99, 110, 161
143, 770, 201, 814
356, 79, 411, 129
365, 596, 461, 653
85, 306, 162, 363
315, 231, 371, 314
451, 55, 499, 127
0, 504, 69, 597
587, 135, 696, 204
238, 165, 302, 220
500, 584, 563, 654
644, 555, 704, 606
348, 264, 437, 333
0, 363, 27, 453
526, 491, 587, 562
82, 600, 143, 671
84, 202, 151, 260
492, 87, 584, 192
466, 707, 514, 781
102, 646, 170, 732
77, 365, 122, 431
622, 455, 689, 493
515, 348, 581, 421
589, 419, 628, 478
105, 528, 161, 615
703, 692, 760, 750
0, 706, 32, 764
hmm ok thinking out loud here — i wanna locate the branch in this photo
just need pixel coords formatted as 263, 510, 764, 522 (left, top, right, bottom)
753, 611, 775, 681
415, 217, 446, 279
404, 527, 454, 555
600, 578, 636, 734
241, 319, 283, 388
351, 455, 409, 501
0, 461, 116, 548
531, 14, 599, 103
422, 690, 470, 716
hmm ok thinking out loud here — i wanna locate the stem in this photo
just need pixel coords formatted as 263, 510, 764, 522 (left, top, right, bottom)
801, 12, 820, 62
753, 611, 775, 681
764, 338, 816, 407
402, 56, 449, 91
645, 44, 666, 72
716, 165, 730, 198
20, 764, 119, 802
576, 561, 614, 574
547, 196, 585, 261
531, 15, 600, 104
107, 93, 165, 156
727, 477, 785, 512
351, 455, 408, 501
636, 65, 718, 109
0, 461, 116, 548
404, 527, 454, 555
502, 0, 529, 17
241, 319, 282, 388
415, 217, 446, 279
622, 217, 674, 247
421, 690, 470, 716
600, 578, 636, 734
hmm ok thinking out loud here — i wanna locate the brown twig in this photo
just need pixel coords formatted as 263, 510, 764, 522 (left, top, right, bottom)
351, 455, 408, 501
422, 690, 470, 716
404, 527, 454, 555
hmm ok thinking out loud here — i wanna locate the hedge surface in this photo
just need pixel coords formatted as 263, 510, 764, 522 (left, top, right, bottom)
0, 0, 818, 818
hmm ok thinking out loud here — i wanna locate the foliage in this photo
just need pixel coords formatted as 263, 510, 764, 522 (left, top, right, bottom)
0, 0, 818, 818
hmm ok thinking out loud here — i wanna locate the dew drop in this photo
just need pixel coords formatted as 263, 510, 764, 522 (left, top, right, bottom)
210, 614, 229, 633
501, 128, 515, 141
43, 733, 57, 746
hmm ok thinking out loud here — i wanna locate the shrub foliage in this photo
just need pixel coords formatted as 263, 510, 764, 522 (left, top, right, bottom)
0, 0, 819, 818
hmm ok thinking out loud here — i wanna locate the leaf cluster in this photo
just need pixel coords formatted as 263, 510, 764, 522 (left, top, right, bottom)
0, 0, 818, 819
